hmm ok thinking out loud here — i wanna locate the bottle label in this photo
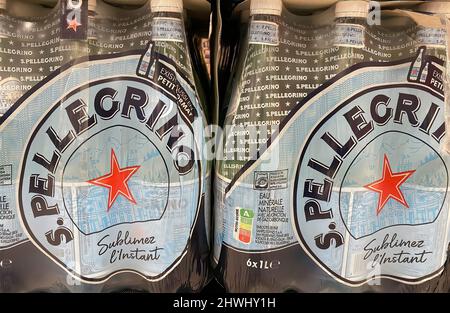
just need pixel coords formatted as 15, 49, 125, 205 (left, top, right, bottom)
213, 174, 226, 263
220, 47, 449, 285
249, 21, 279, 46
334, 23, 365, 48
416, 27, 446, 48
0, 16, 7, 38
220, 173, 296, 251
0, 48, 207, 283
0, 77, 23, 117
152, 17, 184, 43
0, 4, 154, 118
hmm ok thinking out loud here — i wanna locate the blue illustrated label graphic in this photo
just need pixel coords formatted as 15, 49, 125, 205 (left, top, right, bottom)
293, 53, 450, 285
340, 131, 447, 239
0, 50, 207, 282
220, 47, 450, 285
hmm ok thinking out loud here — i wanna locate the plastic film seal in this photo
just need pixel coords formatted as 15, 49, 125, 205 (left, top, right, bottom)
335, 0, 369, 19
151, 0, 183, 14
250, 0, 282, 16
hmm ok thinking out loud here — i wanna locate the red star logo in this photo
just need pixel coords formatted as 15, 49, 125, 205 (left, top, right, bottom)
364, 155, 415, 215
87, 149, 140, 212
67, 18, 81, 32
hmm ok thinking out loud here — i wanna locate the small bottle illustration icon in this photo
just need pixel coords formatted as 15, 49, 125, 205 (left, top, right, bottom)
410, 47, 425, 81
138, 43, 154, 76
148, 59, 157, 79
420, 62, 429, 83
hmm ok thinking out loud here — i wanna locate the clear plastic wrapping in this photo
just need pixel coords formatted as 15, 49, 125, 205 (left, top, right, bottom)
214, 0, 450, 292
0, 0, 210, 293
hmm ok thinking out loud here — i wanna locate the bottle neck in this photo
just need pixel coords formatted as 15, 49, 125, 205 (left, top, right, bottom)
87, 9, 97, 40
151, 10, 186, 42
0, 8, 7, 39
152, 10, 183, 19
150, 10, 195, 88
334, 16, 367, 25
249, 12, 282, 27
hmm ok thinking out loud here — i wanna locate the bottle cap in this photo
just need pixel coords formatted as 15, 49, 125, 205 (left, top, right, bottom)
250, 0, 282, 16
0, 0, 6, 10
335, 0, 369, 19
151, 0, 183, 14
88, 0, 96, 12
